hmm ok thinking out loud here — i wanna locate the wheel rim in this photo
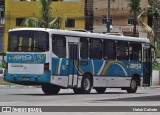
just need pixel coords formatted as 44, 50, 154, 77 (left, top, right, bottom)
84, 78, 90, 91
131, 80, 137, 89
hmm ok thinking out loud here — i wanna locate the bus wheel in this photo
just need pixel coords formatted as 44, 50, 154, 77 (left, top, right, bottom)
95, 88, 106, 94
126, 78, 138, 93
80, 75, 92, 94
41, 84, 60, 95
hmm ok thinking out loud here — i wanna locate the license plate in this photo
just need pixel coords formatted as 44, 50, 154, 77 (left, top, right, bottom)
23, 77, 29, 81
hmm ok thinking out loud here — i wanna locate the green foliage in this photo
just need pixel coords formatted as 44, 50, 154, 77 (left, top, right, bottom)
21, 0, 64, 29
157, 38, 160, 57
128, 0, 141, 14
0, 53, 6, 56
1, 61, 6, 68
0, 80, 17, 85
128, 0, 141, 37
152, 61, 160, 70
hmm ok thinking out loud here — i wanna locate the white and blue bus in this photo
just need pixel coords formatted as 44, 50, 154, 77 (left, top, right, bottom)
5, 28, 153, 95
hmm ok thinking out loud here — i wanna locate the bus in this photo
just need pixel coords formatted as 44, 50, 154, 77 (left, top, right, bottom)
5, 28, 153, 95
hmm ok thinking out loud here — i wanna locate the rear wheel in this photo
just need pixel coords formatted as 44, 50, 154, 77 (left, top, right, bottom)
126, 78, 138, 93
73, 75, 92, 94
41, 84, 60, 95
95, 88, 106, 94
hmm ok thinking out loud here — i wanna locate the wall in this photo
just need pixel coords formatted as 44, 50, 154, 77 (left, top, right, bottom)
93, 0, 148, 37
4, 0, 85, 52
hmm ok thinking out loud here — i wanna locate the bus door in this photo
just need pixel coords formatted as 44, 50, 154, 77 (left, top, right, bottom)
143, 47, 152, 86
68, 43, 79, 87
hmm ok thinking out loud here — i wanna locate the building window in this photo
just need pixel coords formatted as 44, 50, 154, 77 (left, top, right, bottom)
16, 18, 25, 26
128, 17, 134, 25
102, 16, 112, 25
65, 19, 75, 28
0, 10, 4, 18
0, 11, 4, 25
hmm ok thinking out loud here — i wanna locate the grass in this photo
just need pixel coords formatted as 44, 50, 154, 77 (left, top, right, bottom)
152, 61, 160, 70
0, 79, 18, 85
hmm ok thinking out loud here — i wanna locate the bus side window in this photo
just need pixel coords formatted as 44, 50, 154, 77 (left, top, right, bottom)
52, 35, 66, 58
80, 37, 88, 59
103, 40, 116, 60
117, 41, 128, 60
8, 35, 18, 51
129, 43, 142, 61
89, 39, 102, 60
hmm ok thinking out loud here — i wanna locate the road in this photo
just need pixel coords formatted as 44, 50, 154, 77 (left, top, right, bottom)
0, 86, 160, 114
0, 86, 160, 106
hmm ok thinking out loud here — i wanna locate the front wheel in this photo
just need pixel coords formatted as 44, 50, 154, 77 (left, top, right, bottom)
126, 79, 138, 93
41, 84, 60, 95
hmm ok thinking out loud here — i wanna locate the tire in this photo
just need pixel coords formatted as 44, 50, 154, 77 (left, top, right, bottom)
81, 75, 92, 94
95, 88, 106, 94
126, 78, 138, 93
41, 84, 60, 95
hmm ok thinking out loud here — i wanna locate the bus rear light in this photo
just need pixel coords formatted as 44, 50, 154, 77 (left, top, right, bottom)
44, 63, 49, 71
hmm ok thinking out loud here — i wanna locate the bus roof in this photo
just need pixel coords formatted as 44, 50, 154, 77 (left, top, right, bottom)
9, 28, 150, 43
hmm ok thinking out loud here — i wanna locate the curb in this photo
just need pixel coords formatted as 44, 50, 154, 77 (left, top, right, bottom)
0, 85, 40, 88
150, 86, 160, 88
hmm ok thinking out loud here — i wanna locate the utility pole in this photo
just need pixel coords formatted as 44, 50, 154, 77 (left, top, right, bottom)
154, 0, 158, 58
107, 0, 110, 33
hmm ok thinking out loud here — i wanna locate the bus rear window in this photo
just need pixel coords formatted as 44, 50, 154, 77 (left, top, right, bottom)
8, 31, 49, 52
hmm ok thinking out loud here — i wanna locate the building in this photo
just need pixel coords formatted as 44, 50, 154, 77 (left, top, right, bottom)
93, 0, 148, 37
85, 0, 93, 32
4, 0, 86, 52
0, 0, 4, 53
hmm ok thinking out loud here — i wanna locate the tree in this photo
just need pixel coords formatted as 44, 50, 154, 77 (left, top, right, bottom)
137, 11, 154, 44
128, 0, 141, 37
21, 0, 63, 29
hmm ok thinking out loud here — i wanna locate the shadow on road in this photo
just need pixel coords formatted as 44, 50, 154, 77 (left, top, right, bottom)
94, 95, 160, 102
8, 91, 145, 96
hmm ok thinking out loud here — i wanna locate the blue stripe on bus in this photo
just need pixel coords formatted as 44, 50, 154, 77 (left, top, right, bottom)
51, 57, 143, 77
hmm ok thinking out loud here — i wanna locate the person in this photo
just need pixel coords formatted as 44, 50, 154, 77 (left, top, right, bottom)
103, 55, 108, 60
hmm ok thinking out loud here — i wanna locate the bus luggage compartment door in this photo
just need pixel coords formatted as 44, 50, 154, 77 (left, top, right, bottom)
68, 43, 79, 87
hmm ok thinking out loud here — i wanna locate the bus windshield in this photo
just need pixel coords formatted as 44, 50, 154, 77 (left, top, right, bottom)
8, 31, 49, 52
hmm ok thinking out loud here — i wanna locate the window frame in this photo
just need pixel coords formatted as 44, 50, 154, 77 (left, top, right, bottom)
102, 16, 112, 25
128, 17, 134, 25
16, 18, 25, 26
